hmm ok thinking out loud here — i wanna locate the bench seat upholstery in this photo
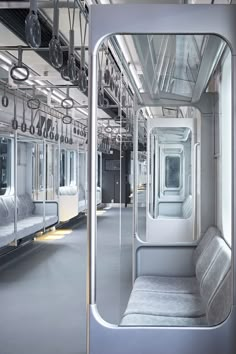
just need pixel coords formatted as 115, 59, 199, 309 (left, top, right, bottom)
120, 226, 232, 327
133, 276, 198, 294
0, 194, 58, 247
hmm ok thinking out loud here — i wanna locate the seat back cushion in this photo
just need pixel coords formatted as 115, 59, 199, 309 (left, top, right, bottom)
182, 195, 192, 219
195, 235, 222, 284
200, 237, 231, 309
0, 197, 8, 225
207, 270, 232, 325
17, 194, 35, 219
193, 226, 221, 266
3, 196, 15, 223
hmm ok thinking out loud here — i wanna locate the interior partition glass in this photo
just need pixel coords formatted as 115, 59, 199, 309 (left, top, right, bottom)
137, 114, 147, 241
94, 33, 232, 329
96, 40, 133, 324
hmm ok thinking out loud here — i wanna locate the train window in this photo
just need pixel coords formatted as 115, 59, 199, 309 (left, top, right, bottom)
69, 151, 76, 185
60, 149, 67, 187
165, 156, 180, 188
0, 137, 11, 195
39, 144, 44, 191
97, 153, 101, 187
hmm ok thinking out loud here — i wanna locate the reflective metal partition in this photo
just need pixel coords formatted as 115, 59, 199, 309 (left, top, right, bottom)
87, 4, 236, 354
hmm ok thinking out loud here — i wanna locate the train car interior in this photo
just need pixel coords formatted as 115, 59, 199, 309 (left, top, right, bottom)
0, 2, 235, 354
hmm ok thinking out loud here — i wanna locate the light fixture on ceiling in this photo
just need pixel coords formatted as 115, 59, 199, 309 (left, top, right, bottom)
52, 90, 65, 100
34, 79, 45, 86
116, 35, 143, 92
0, 53, 12, 66
51, 94, 61, 104
146, 107, 153, 118
77, 107, 88, 116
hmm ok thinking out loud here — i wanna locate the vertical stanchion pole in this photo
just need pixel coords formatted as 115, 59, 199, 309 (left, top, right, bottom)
132, 103, 139, 283
87, 52, 98, 306
14, 130, 18, 239
43, 139, 46, 232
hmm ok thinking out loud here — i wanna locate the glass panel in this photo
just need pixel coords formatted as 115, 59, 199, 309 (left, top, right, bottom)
60, 149, 67, 187
31, 142, 44, 200
46, 144, 57, 200
165, 156, 180, 188
0, 137, 11, 195
137, 116, 147, 241
95, 32, 231, 329
69, 151, 76, 185
79, 152, 86, 202
133, 34, 209, 98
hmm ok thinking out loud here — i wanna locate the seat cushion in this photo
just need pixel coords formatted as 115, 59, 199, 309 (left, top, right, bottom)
16, 218, 44, 240
0, 224, 15, 246
200, 237, 231, 307
193, 226, 221, 265
133, 275, 198, 294
124, 290, 205, 318
207, 270, 232, 325
45, 215, 58, 227
120, 314, 207, 326
195, 235, 222, 283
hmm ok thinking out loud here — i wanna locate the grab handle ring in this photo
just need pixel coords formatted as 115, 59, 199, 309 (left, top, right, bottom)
25, 0, 41, 48
10, 47, 29, 82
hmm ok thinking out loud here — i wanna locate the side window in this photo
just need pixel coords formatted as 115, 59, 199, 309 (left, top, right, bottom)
97, 153, 101, 187
165, 155, 181, 189
60, 150, 77, 187
0, 137, 11, 195
69, 151, 76, 185
60, 149, 67, 187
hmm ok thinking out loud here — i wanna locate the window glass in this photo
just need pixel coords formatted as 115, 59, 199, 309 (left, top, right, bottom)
69, 151, 76, 185
0, 137, 11, 195
60, 150, 67, 187
97, 154, 101, 187
165, 156, 180, 188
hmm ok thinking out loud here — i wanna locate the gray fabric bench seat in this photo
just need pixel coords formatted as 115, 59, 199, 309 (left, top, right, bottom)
0, 194, 58, 247
133, 276, 198, 294
132, 226, 219, 296
124, 291, 205, 317
120, 226, 232, 327
121, 314, 207, 326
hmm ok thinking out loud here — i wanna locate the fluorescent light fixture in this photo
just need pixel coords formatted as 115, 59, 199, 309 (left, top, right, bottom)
53, 90, 65, 100
0, 53, 12, 66
129, 64, 143, 91
34, 79, 45, 86
116, 36, 143, 92
146, 107, 153, 118
0, 63, 9, 71
25, 79, 33, 85
77, 107, 88, 116
51, 94, 61, 104
38, 87, 48, 95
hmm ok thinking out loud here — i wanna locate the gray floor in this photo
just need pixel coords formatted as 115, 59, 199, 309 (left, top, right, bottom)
0, 206, 132, 354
